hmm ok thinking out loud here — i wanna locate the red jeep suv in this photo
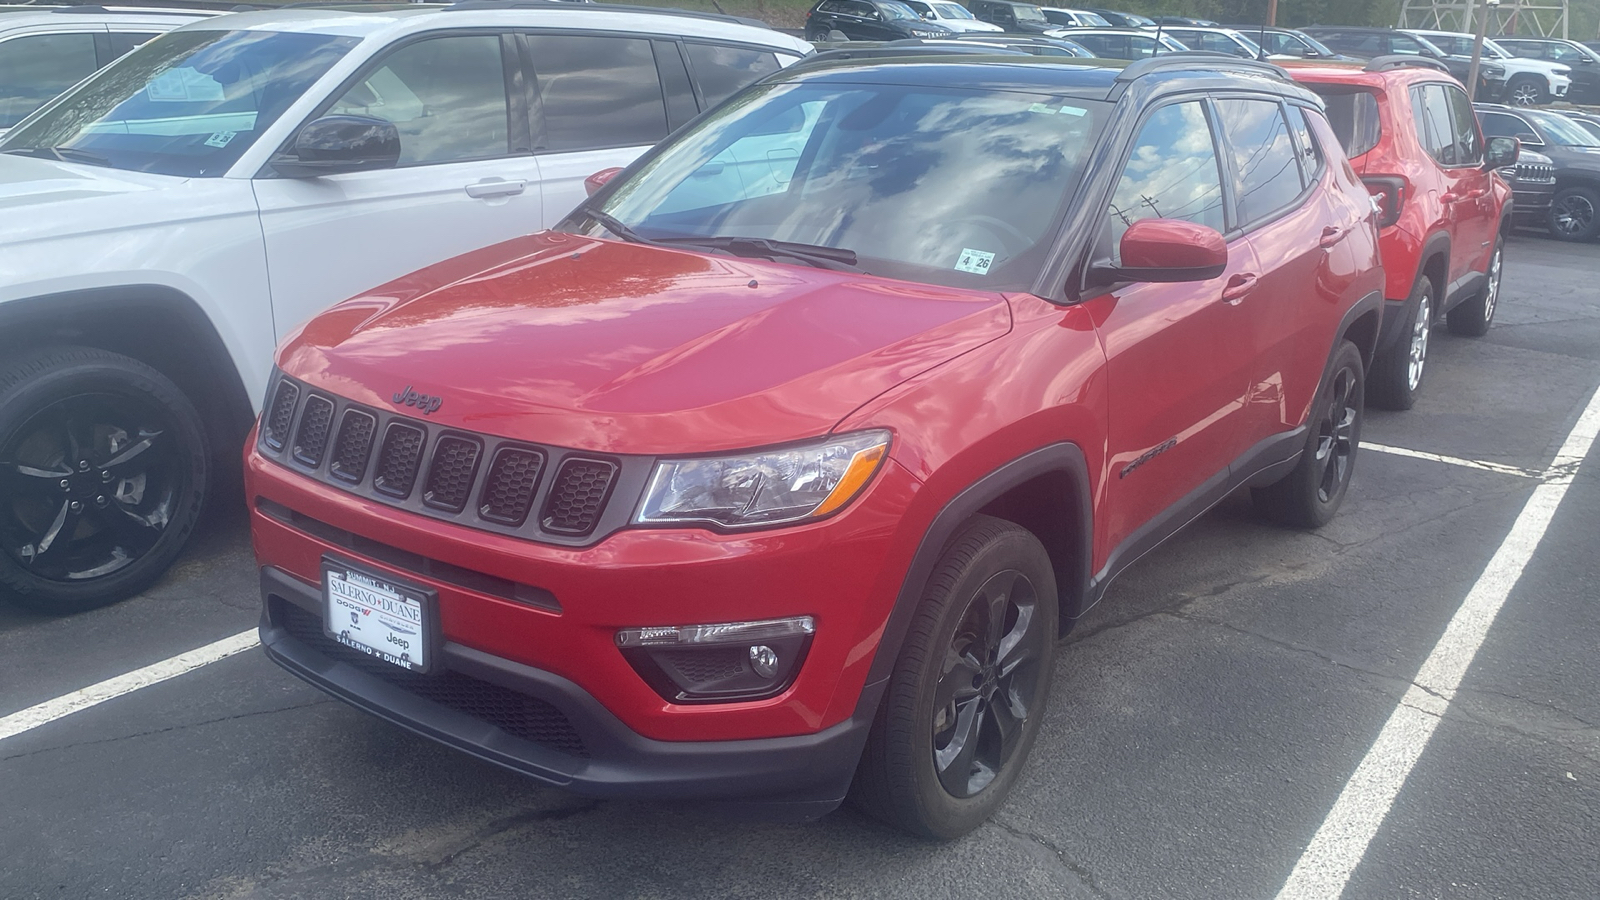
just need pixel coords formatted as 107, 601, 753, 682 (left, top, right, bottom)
248, 53, 1383, 838
1288, 58, 1518, 409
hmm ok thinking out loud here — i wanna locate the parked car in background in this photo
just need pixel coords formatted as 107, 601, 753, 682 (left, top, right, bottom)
899, 0, 1003, 33
949, 32, 1092, 55
1492, 36, 1600, 104
1222, 25, 1352, 60
249, 51, 1383, 840
0, 4, 213, 135
1152, 15, 1216, 26
1045, 25, 1185, 59
0, 4, 810, 614
1157, 26, 1264, 59
1083, 7, 1152, 28
1288, 57, 1516, 408
1565, 111, 1600, 142
1497, 147, 1557, 229
1038, 8, 1109, 29
1302, 26, 1505, 99
805, 0, 952, 40
1476, 104, 1600, 241
1404, 30, 1570, 106
965, 0, 1070, 37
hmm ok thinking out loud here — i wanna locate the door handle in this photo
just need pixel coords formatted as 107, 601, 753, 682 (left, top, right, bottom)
1319, 225, 1346, 249
1221, 272, 1257, 304
465, 178, 527, 199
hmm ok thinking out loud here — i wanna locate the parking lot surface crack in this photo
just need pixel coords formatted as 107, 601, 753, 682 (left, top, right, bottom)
0, 698, 334, 763
989, 815, 1112, 899
421, 801, 605, 871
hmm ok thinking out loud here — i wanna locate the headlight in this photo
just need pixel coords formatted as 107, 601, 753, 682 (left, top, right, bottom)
636, 430, 891, 529
910, 28, 944, 38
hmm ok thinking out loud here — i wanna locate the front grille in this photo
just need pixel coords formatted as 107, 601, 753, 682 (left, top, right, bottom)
330, 409, 377, 484
291, 395, 335, 467
1515, 163, 1555, 185
542, 459, 618, 536
275, 599, 587, 757
423, 435, 482, 513
374, 422, 426, 499
263, 381, 300, 450
479, 447, 545, 526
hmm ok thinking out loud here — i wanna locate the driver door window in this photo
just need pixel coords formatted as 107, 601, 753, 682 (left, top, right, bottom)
1106, 100, 1226, 258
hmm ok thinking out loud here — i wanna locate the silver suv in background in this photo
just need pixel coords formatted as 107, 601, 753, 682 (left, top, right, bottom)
1404, 29, 1571, 106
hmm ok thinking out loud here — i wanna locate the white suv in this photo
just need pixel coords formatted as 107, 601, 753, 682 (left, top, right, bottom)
0, 4, 214, 135
0, 4, 808, 614
1404, 30, 1572, 106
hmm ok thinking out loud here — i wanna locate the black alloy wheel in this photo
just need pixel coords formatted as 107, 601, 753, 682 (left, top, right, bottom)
0, 347, 208, 614
852, 515, 1057, 839
1253, 340, 1364, 528
1547, 186, 1600, 242
1447, 236, 1503, 336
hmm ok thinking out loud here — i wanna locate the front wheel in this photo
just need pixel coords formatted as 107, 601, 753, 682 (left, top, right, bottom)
1547, 186, 1600, 242
0, 347, 208, 614
1447, 235, 1503, 337
1253, 340, 1364, 529
852, 515, 1057, 840
1507, 76, 1547, 107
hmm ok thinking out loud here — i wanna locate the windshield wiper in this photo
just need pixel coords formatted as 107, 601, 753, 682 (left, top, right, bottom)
655, 235, 861, 272
2, 146, 112, 166
578, 202, 658, 246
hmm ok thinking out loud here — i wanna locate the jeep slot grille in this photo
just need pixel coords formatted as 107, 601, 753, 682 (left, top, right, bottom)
479, 447, 545, 527
373, 422, 426, 499
291, 395, 335, 467
541, 458, 617, 536
263, 381, 300, 451
423, 434, 482, 513
329, 409, 377, 484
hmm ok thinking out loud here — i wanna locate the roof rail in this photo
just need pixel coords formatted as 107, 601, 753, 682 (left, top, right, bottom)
795, 44, 1031, 66
1363, 55, 1450, 74
1115, 51, 1287, 84
444, 0, 773, 29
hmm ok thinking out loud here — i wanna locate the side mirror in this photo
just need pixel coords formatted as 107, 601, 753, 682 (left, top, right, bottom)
584, 166, 624, 196
1484, 135, 1520, 169
1088, 219, 1228, 286
274, 115, 400, 178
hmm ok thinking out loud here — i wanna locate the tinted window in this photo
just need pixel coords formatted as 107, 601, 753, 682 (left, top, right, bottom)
1389, 34, 1433, 56
1290, 106, 1323, 187
106, 32, 161, 61
1, 30, 357, 177
0, 33, 98, 129
1478, 111, 1537, 142
1108, 101, 1225, 251
530, 34, 668, 152
326, 35, 508, 166
1411, 83, 1457, 164
1215, 98, 1303, 225
686, 43, 781, 108
1309, 87, 1381, 158
1443, 84, 1481, 164
1426, 34, 1471, 55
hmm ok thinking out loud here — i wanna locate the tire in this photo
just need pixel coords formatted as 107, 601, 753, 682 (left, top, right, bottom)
1547, 186, 1600, 242
0, 346, 208, 614
1447, 234, 1503, 337
1252, 340, 1363, 529
1367, 275, 1433, 410
1506, 76, 1547, 107
852, 515, 1057, 840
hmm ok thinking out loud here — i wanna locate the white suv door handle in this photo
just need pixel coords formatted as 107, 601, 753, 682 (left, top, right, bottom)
465, 178, 526, 199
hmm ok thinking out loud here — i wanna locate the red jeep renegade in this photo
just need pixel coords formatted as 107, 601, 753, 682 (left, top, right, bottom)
248, 53, 1384, 838
1288, 58, 1519, 409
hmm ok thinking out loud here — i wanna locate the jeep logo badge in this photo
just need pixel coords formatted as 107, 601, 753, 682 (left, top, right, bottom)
392, 385, 443, 415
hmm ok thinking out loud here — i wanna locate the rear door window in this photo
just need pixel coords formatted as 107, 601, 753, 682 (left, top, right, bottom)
528, 33, 669, 152
0, 32, 99, 129
684, 43, 781, 108
1214, 98, 1305, 226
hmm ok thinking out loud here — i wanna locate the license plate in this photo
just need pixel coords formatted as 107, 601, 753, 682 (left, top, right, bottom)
322, 560, 434, 673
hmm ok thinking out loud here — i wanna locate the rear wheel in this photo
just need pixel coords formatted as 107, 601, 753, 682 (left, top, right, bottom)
1368, 276, 1433, 410
1447, 235, 1503, 337
852, 515, 1057, 840
1507, 76, 1547, 107
0, 347, 208, 614
1253, 341, 1363, 529
1547, 186, 1600, 242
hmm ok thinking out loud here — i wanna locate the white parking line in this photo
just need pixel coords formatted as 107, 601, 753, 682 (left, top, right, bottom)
1362, 442, 1540, 479
1277, 384, 1600, 900
0, 630, 257, 743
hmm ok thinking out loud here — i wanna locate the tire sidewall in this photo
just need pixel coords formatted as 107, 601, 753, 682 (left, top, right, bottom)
1548, 186, 1600, 242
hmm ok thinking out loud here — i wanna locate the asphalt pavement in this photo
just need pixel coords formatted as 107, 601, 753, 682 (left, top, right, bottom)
2, 233, 1597, 900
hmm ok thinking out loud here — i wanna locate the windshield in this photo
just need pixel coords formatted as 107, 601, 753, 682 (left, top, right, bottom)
1014, 5, 1048, 23
1233, 32, 1264, 56
1479, 39, 1511, 60
1294, 32, 1338, 56
577, 82, 1105, 291
880, 1, 920, 21
0, 29, 357, 177
934, 2, 975, 18
1527, 110, 1600, 147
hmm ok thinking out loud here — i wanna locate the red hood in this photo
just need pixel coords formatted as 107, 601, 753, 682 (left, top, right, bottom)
278, 232, 1013, 455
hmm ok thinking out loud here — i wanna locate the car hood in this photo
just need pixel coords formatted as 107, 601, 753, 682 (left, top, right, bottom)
278, 232, 1013, 455
0, 153, 181, 240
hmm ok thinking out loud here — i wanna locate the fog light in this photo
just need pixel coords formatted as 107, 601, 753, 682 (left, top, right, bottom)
616, 617, 814, 703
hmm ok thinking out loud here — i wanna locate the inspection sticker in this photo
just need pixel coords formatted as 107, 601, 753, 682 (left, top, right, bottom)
955, 248, 995, 275
204, 131, 236, 149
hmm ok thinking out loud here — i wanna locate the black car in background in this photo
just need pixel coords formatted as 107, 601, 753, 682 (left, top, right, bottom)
1047, 26, 1187, 59
965, 0, 1065, 36
1493, 36, 1600, 104
1302, 26, 1505, 98
1476, 104, 1600, 241
1224, 25, 1352, 60
805, 0, 953, 41
1084, 7, 1153, 27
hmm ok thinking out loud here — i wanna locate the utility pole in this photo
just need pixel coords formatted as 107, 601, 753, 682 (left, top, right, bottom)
1466, 0, 1500, 102
1266, 0, 1277, 27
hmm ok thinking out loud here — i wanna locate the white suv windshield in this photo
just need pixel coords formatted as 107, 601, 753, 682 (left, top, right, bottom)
934, 3, 975, 19
0, 29, 358, 177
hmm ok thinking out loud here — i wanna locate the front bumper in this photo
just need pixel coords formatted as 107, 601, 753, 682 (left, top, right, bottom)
1511, 184, 1556, 225
260, 566, 877, 815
